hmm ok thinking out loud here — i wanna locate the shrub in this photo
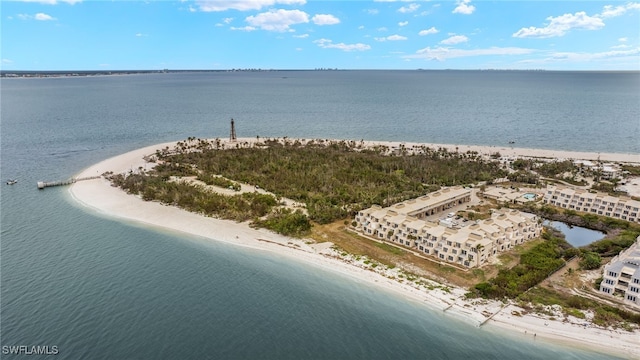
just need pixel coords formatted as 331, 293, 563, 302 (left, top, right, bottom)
252, 209, 311, 237
579, 252, 602, 270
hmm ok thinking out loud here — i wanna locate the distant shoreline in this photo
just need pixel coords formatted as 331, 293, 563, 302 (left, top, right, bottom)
4, 69, 640, 79
69, 137, 639, 359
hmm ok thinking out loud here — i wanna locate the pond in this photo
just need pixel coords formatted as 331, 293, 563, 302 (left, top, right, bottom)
543, 220, 606, 247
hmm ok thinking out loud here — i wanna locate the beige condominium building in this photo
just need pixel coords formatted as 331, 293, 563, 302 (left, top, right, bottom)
599, 236, 640, 307
355, 187, 542, 268
543, 185, 640, 223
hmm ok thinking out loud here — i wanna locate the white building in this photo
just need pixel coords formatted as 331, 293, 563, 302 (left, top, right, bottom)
575, 160, 621, 180
355, 187, 541, 268
599, 236, 640, 307
543, 185, 640, 223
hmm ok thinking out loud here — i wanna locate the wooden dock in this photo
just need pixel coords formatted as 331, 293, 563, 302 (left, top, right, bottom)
37, 176, 101, 189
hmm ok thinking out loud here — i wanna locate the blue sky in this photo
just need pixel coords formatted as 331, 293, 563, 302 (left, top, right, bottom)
2, 0, 639, 70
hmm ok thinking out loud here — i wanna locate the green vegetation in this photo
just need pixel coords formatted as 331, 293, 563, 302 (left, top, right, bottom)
585, 229, 640, 257
519, 287, 640, 329
521, 202, 640, 235
472, 231, 571, 299
109, 172, 278, 222
621, 164, 640, 176
252, 208, 311, 237
197, 173, 241, 191
578, 252, 602, 270
112, 138, 506, 236
511, 159, 536, 171
590, 181, 626, 196
164, 139, 505, 223
507, 170, 539, 184
536, 160, 577, 178
373, 242, 405, 255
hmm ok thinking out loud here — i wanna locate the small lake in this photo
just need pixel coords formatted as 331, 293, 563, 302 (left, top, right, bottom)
544, 220, 606, 247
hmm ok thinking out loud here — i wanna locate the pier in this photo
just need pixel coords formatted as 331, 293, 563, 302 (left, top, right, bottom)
37, 176, 101, 189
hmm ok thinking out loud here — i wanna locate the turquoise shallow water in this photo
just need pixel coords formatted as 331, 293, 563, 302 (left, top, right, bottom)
2, 71, 637, 359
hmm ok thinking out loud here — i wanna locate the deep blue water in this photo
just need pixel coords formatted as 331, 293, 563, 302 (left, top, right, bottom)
2, 71, 638, 359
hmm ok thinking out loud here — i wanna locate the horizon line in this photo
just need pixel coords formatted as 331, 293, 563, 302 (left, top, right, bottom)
3, 68, 640, 74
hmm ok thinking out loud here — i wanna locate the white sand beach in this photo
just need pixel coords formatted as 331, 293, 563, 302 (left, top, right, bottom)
69, 138, 640, 359
359, 140, 640, 163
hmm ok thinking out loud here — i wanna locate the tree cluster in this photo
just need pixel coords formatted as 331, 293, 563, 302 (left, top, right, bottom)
109, 139, 506, 236
473, 231, 571, 299
108, 172, 279, 222
158, 140, 506, 224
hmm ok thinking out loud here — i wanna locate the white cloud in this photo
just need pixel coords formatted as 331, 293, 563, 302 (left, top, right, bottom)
619, 37, 628, 42
230, 26, 257, 31
245, 9, 309, 32
398, 21, 409, 26
398, 3, 420, 13
406, 46, 534, 61
377, 27, 388, 32
2, 59, 13, 64
375, 34, 408, 42
18, 12, 57, 21
453, 0, 475, 15
18, 0, 82, 4
611, 44, 631, 49
546, 48, 640, 62
599, 3, 640, 18
358, 25, 365, 30
224, 17, 234, 24
135, 33, 148, 37
196, 0, 306, 12
419, 27, 439, 36
366, 9, 379, 15
387, 34, 407, 41
512, 11, 604, 38
440, 35, 468, 45
314, 38, 371, 52
312, 14, 340, 25
293, 33, 309, 38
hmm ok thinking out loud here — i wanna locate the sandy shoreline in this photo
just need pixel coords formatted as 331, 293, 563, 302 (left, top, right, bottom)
359, 140, 639, 163
69, 138, 639, 359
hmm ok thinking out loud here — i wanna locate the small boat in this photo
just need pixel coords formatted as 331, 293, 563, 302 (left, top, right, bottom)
6, 179, 17, 185
508, 141, 516, 144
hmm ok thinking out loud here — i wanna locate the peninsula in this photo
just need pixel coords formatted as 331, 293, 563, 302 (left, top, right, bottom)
70, 137, 640, 359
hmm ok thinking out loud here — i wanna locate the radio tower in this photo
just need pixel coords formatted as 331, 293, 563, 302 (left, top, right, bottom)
230, 118, 237, 141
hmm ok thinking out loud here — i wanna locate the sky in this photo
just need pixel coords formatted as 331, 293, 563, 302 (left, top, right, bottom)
1, 0, 639, 70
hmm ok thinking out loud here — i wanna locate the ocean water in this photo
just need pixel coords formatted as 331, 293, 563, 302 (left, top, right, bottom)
1, 71, 638, 359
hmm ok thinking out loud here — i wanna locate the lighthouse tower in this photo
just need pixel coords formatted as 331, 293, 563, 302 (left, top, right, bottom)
230, 118, 237, 141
